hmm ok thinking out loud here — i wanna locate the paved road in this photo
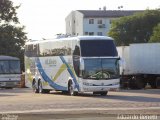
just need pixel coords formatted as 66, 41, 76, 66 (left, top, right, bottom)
0, 88, 160, 120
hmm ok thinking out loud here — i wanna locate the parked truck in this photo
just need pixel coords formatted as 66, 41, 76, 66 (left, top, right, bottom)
117, 43, 160, 89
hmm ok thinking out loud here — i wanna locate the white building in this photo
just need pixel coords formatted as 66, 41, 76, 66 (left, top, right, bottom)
65, 10, 143, 36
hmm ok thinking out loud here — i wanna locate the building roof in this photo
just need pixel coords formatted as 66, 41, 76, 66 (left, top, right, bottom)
77, 10, 144, 18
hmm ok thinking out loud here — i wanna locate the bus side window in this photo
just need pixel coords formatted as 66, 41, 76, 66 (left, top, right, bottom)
25, 44, 40, 57
73, 45, 80, 56
73, 45, 80, 76
25, 45, 32, 57
33, 44, 40, 57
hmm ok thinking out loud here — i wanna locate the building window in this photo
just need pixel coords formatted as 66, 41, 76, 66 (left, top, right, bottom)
89, 32, 94, 36
84, 32, 88, 35
89, 19, 94, 24
110, 20, 113, 24
97, 19, 102, 24
97, 32, 103, 36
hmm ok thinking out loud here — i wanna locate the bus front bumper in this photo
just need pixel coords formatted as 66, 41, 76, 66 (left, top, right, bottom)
81, 84, 120, 92
78, 79, 120, 92
0, 81, 20, 88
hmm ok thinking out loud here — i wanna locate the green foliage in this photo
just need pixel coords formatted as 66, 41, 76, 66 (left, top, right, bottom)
108, 10, 160, 46
0, 24, 27, 55
0, 0, 27, 71
149, 23, 160, 43
0, 0, 19, 23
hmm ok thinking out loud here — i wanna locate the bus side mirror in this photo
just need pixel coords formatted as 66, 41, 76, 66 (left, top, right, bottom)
118, 57, 125, 67
80, 58, 84, 70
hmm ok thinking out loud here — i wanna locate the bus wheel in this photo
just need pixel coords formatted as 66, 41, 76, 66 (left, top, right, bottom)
68, 81, 77, 96
38, 80, 44, 93
32, 79, 39, 93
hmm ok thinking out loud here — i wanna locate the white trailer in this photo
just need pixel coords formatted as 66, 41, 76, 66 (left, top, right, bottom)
117, 43, 160, 89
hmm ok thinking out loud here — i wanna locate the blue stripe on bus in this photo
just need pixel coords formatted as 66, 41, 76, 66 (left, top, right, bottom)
59, 56, 80, 90
36, 58, 67, 91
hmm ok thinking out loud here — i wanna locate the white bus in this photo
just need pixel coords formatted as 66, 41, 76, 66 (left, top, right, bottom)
25, 36, 120, 95
0, 56, 21, 88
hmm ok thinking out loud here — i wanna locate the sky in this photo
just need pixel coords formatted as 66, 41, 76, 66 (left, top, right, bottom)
11, 0, 160, 40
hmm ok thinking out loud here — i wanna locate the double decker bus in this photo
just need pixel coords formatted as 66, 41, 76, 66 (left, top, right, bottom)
0, 56, 21, 88
25, 36, 120, 95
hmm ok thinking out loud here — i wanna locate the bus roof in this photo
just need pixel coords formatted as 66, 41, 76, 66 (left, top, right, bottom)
75, 36, 113, 40
0, 56, 20, 60
26, 36, 114, 45
53, 35, 113, 40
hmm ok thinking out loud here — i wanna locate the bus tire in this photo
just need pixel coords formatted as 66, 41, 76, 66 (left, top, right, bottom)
38, 80, 44, 93
68, 81, 77, 96
32, 79, 39, 93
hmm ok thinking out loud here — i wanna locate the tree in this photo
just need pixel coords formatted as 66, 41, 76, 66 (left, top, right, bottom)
149, 23, 160, 42
0, 0, 27, 71
0, 0, 19, 23
108, 10, 160, 46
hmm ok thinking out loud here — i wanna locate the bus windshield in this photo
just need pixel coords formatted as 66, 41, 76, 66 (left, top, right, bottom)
82, 58, 119, 80
80, 40, 117, 57
0, 60, 21, 74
